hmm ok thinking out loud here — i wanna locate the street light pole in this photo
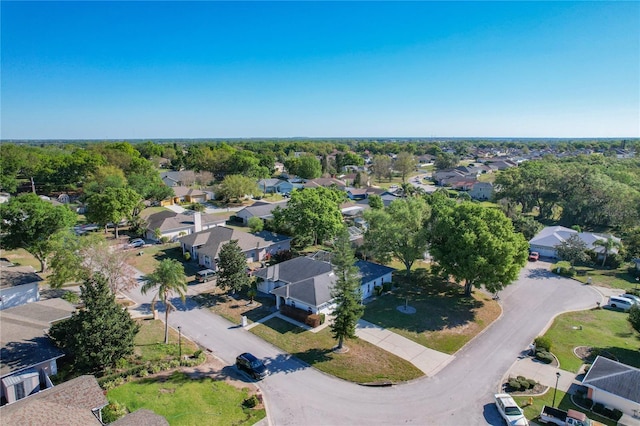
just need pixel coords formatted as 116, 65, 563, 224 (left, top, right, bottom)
552, 372, 561, 407
178, 326, 182, 360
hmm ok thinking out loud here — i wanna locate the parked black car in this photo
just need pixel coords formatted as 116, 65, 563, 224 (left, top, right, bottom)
235, 352, 267, 380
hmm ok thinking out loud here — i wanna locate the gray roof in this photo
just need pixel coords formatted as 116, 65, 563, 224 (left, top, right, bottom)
582, 356, 640, 404
0, 265, 43, 289
145, 210, 225, 233
355, 260, 395, 283
529, 226, 621, 254
238, 200, 288, 219
179, 227, 290, 260
0, 375, 107, 425
1, 298, 75, 377
271, 272, 335, 306
253, 256, 333, 284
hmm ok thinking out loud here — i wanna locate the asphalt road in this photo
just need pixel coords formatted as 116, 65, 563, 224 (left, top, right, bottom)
126, 261, 603, 426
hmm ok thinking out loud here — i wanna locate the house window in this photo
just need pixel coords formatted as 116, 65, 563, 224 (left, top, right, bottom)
14, 381, 25, 400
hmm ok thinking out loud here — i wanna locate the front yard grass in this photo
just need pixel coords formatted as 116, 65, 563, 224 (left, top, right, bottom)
134, 319, 199, 362
126, 243, 201, 278
194, 289, 276, 325
573, 265, 639, 291
513, 389, 616, 426
107, 371, 265, 426
362, 271, 501, 354
540, 308, 640, 373
250, 317, 423, 383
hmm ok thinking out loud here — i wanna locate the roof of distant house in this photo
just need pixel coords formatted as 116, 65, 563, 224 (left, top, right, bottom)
582, 356, 640, 404
0, 375, 107, 425
0, 298, 76, 377
145, 210, 225, 233
0, 265, 43, 289
171, 186, 207, 198
304, 177, 346, 188
237, 200, 288, 219
529, 226, 621, 253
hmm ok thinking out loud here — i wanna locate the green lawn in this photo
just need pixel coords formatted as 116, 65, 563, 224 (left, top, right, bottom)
134, 319, 199, 362
541, 308, 640, 373
513, 389, 616, 426
0, 248, 43, 271
573, 265, 640, 291
126, 243, 202, 278
107, 371, 265, 426
362, 271, 501, 354
250, 317, 423, 383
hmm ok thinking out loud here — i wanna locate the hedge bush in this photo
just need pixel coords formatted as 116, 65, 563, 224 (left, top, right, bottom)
382, 282, 392, 292
534, 336, 552, 352
535, 350, 554, 364
374, 286, 383, 296
243, 395, 260, 408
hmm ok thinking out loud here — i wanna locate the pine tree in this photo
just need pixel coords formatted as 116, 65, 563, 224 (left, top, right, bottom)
329, 228, 364, 351
217, 240, 251, 294
49, 274, 140, 373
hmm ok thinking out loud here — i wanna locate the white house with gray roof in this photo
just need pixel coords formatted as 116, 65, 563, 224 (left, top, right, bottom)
254, 255, 395, 315
582, 356, 640, 419
528, 226, 621, 259
0, 266, 43, 311
144, 211, 226, 242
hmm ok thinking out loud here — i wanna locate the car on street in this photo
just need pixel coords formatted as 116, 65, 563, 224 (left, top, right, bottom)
236, 352, 267, 380
128, 238, 145, 248
528, 252, 540, 261
494, 393, 528, 426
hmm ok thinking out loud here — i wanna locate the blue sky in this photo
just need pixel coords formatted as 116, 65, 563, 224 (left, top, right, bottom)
1, 1, 638, 139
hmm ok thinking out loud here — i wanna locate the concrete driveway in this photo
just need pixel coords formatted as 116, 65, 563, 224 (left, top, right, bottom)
125, 260, 602, 425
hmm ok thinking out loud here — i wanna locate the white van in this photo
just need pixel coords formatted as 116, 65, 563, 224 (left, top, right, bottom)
196, 269, 216, 283
608, 296, 636, 311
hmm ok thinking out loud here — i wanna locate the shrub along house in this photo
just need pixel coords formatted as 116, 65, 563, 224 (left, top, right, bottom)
253, 254, 395, 317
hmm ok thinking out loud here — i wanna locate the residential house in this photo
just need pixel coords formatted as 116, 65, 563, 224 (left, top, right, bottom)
1, 298, 75, 405
0, 374, 168, 425
469, 182, 494, 201
235, 201, 288, 225
346, 187, 369, 200
0, 266, 43, 310
256, 178, 295, 195
179, 227, 291, 270
161, 186, 209, 206
160, 171, 188, 187
254, 255, 394, 315
304, 177, 347, 190
528, 226, 622, 259
144, 211, 226, 242
581, 356, 640, 419
432, 169, 467, 186
340, 201, 368, 219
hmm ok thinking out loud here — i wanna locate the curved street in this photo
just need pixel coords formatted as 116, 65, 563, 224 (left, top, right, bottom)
126, 261, 603, 425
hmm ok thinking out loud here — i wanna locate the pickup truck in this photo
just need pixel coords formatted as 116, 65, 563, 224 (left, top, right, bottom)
539, 406, 604, 426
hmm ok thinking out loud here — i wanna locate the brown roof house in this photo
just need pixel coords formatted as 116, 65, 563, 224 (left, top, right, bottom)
161, 186, 210, 206
0, 298, 75, 405
179, 226, 292, 271
582, 356, 640, 420
0, 265, 43, 310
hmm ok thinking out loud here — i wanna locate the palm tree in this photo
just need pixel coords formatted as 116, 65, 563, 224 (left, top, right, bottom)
593, 236, 622, 267
141, 259, 187, 344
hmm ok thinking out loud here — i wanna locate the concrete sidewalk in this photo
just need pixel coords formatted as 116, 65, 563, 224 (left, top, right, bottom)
506, 356, 582, 394
356, 319, 454, 376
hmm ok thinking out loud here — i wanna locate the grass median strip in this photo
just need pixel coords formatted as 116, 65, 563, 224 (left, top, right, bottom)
250, 317, 424, 383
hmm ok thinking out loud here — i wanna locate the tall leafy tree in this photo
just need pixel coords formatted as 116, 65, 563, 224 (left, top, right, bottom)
429, 202, 528, 297
141, 259, 188, 344
86, 187, 141, 238
330, 228, 364, 351
273, 187, 345, 247
296, 155, 322, 179
368, 194, 383, 210
216, 240, 251, 294
49, 232, 137, 292
629, 305, 640, 335
555, 234, 589, 266
49, 274, 139, 373
364, 197, 431, 277
371, 155, 392, 182
0, 193, 77, 272
215, 174, 259, 203
394, 152, 416, 183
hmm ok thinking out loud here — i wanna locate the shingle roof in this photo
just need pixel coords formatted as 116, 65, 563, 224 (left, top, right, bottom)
1, 298, 75, 377
237, 200, 288, 219
271, 272, 335, 306
179, 227, 290, 260
0, 375, 107, 425
0, 265, 43, 289
145, 211, 225, 233
355, 260, 395, 283
582, 356, 640, 404
111, 409, 170, 426
529, 226, 621, 253
253, 256, 333, 284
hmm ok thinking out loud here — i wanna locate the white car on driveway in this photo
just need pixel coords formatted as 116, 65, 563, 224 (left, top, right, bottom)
128, 238, 145, 248
494, 393, 528, 426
